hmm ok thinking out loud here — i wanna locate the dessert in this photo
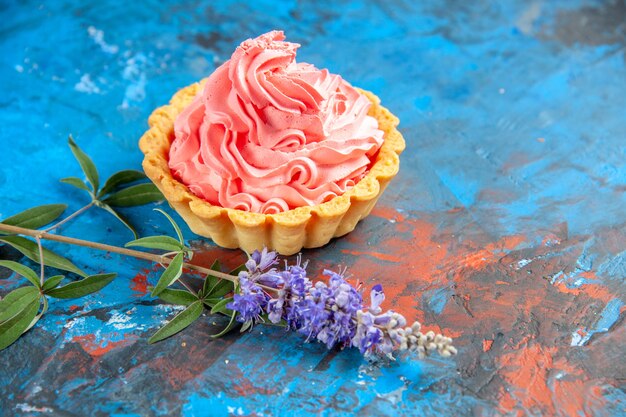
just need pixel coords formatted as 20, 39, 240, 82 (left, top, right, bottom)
140, 31, 404, 255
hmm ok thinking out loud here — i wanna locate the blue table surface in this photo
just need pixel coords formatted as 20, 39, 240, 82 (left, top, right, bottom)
1, 1, 625, 416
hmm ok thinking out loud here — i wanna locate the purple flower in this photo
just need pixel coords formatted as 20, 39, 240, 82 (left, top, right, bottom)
370, 284, 385, 314
297, 282, 331, 341
227, 273, 268, 323
242, 248, 284, 288
350, 284, 417, 356
286, 264, 309, 296
245, 248, 278, 273
257, 270, 284, 287
267, 290, 286, 324
289, 270, 363, 348
352, 310, 383, 354
265, 256, 313, 326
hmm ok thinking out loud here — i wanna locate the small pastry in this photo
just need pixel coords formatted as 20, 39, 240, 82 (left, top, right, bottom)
140, 31, 404, 255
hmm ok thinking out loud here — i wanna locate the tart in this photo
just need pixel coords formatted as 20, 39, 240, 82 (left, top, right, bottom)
139, 31, 404, 255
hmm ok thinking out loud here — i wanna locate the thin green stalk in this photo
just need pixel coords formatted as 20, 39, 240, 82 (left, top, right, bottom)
33, 201, 96, 285
36, 236, 45, 286
177, 278, 198, 296
42, 201, 95, 233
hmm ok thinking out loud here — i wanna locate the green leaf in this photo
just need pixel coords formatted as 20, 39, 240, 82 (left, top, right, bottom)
240, 320, 253, 333
25, 296, 47, 332
148, 301, 203, 344
156, 288, 198, 306
68, 135, 100, 193
202, 298, 217, 308
99, 170, 147, 197
0, 296, 40, 350
60, 177, 91, 193
0, 235, 87, 277
97, 203, 138, 239
260, 314, 287, 327
103, 183, 163, 207
151, 253, 184, 297
203, 297, 223, 303
0, 260, 40, 288
210, 297, 233, 315
1, 204, 67, 232
200, 260, 221, 298
209, 279, 235, 299
0, 286, 40, 322
25, 314, 42, 333
43, 275, 65, 292
202, 261, 238, 299
211, 309, 239, 338
154, 208, 184, 245
125, 236, 184, 252
46, 273, 116, 299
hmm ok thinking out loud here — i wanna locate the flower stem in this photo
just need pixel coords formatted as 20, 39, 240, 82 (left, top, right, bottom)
32, 201, 96, 285
43, 201, 96, 233
35, 236, 45, 286
0, 223, 238, 283
177, 278, 198, 296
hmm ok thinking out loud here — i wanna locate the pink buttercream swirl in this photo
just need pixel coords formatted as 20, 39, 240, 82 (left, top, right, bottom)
169, 31, 384, 214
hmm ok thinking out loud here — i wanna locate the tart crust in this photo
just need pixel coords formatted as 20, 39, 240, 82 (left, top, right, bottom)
139, 81, 405, 255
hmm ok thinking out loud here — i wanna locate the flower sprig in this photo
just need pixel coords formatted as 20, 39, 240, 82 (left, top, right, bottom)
225, 249, 457, 359
137, 235, 457, 358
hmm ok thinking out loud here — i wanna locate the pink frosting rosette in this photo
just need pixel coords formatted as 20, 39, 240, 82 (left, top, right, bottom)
169, 31, 384, 214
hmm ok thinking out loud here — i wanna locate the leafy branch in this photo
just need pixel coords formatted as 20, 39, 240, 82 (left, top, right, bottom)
0, 219, 243, 347
0, 256, 116, 349
1, 207, 250, 344
0, 136, 163, 350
